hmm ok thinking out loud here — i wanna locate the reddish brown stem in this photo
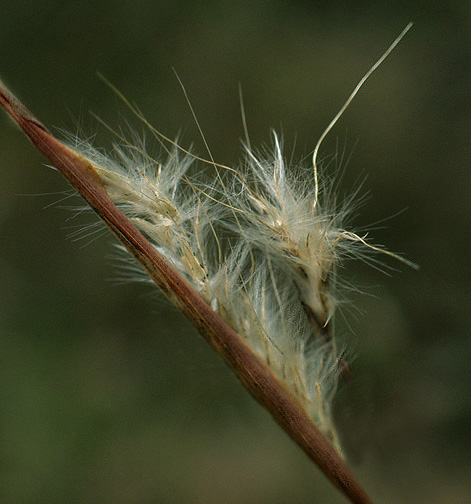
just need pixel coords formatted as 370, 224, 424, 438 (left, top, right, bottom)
0, 81, 372, 504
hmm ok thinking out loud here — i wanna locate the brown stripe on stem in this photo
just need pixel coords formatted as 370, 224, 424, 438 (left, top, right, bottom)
0, 81, 372, 504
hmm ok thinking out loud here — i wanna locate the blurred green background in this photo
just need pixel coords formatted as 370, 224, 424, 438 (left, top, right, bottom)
0, 2, 470, 503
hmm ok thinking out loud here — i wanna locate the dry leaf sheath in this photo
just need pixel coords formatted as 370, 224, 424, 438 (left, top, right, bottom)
0, 24, 414, 504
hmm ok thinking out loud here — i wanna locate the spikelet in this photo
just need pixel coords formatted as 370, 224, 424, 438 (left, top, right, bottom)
66, 135, 221, 299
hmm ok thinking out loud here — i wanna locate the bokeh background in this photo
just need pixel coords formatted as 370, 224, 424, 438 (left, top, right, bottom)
0, 2, 470, 503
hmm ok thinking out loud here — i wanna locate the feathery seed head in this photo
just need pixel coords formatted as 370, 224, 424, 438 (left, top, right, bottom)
50, 24, 415, 454
63, 113, 412, 454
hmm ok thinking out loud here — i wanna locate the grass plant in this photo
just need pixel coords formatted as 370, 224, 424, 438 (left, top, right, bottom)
0, 23, 415, 504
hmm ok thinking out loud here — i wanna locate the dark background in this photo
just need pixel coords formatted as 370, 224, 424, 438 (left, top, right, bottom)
0, 2, 470, 503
